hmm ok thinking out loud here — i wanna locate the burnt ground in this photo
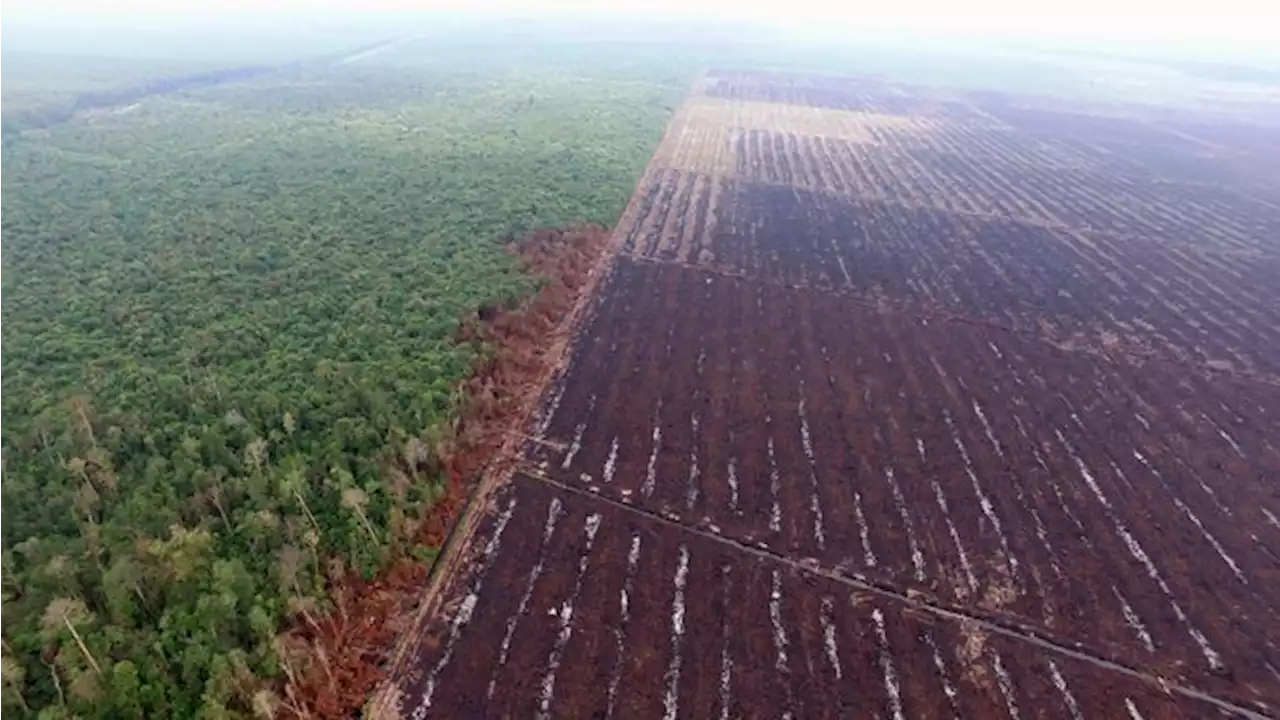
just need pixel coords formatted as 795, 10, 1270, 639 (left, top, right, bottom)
375, 70, 1280, 719
389, 474, 1223, 719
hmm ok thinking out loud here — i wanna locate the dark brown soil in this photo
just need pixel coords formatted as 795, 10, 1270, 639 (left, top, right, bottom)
392, 474, 1241, 718
525, 258, 1280, 704
378, 71, 1280, 720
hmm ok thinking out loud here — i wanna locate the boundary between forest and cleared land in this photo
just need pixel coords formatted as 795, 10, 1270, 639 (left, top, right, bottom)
366, 75, 707, 717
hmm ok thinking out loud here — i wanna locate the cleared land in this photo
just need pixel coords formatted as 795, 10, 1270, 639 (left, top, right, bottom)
378, 69, 1280, 719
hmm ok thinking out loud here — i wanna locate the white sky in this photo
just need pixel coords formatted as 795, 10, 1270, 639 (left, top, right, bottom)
5, 0, 1278, 56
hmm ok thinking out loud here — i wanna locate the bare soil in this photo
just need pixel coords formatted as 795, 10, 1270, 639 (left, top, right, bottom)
377, 70, 1280, 719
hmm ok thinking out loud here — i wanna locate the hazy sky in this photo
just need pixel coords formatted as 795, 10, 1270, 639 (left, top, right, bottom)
10, 0, 1274, 36
5, 0, 1278, 60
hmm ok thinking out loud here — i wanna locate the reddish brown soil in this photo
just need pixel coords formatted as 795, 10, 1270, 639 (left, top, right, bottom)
380, 72, 1280, 720
277, 224, 610, 718
418, 224, 611, 546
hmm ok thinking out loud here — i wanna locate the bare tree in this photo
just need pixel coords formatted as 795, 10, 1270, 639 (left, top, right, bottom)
1, 653, 31, 711
340, 488, 381, 547
40, 598, 103, 678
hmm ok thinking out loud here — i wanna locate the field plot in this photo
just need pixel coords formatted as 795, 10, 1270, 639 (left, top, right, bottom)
383, 68, 1280, 719
655, 98, 930, 177
705, 68, 995, 123
723, 128, 1280, 251
388, 474, 1222, 720
618, 168, 721, 263
622, 177, 1280, 377
525, 257, 1280, 701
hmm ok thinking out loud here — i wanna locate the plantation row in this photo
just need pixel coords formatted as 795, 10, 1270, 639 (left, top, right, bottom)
388, 69, 1280, 718
642, 98, 1279, 257
619, 173, 1280, 379
618, 169, 721, 262
724, 128, 1280, 253
397, 475, 1218, 719
703, 68, 993, 123
520, 257, 1279, 705
863, 122, 1109, 171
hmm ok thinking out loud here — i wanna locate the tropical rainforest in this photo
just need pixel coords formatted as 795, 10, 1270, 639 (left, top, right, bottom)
1, 47, 684, 717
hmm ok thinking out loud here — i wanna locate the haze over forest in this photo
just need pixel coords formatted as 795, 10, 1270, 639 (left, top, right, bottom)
6, 0, 1280, 61
3, 4, 1279, 719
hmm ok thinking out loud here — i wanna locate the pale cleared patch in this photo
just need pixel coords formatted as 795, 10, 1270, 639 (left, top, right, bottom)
656, 111, 736, 176
769, 570, 790, 672
946, 410, 1019, 580
727, 454, 740, 514
719, 564, 735, 720
604, 534, 644, 719
1060, 432, 1224, 671
885, 466, 926, 583
767, 435, 783, 534
819, 597, 842, 680
486, 497, 564, 700
854, 491, 877, 568
682, 97, 925, 140
797, 396, 827, 550
686, 412, 702, 511
1048, 660, 1084, 720
1113, 586, 1156, 653
416, 497, 518, 714
991, 650, 1023, 720
663, 546, 691, 720
918, 438, 975, 596
643, 401, 663, 499
871, 608, 906, 720
922, 629, 960, 715
536, 514, 603, 719
982, 558, 1019, 611
602, 437, 619, 484
956, 620, 990, 690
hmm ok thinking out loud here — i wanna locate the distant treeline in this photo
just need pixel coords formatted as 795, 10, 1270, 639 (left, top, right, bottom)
71, 65, 272, 111
1, 65, 273, 138
2, 34, 414, 139
1171, 60, 1280, 86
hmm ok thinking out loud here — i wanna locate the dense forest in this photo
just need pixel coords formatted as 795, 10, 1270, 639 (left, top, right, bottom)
1, 57, 682, 717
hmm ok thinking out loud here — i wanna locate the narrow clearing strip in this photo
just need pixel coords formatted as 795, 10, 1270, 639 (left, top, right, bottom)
517, 467, 1272, 720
